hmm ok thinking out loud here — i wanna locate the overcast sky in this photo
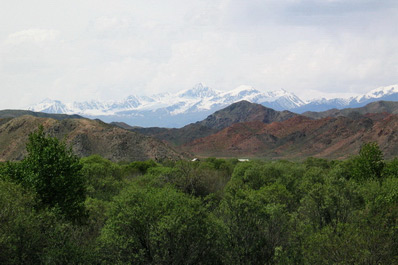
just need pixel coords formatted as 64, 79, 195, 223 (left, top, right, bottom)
1, 0, 397, 108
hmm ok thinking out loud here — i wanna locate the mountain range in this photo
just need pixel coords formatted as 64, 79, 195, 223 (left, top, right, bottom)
126, 100, 398, 160
129, 100, 297, 146
28, 83, 398, 128
4, 99, 398, 161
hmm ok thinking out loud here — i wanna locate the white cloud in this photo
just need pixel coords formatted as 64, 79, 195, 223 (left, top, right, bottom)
5, 29, 60, 45
0, 0, 397, 108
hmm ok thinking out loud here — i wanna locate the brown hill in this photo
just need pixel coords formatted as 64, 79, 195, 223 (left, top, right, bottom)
130, 101, 298, 146
0, 116, 182, 162
183, 112, 398, 160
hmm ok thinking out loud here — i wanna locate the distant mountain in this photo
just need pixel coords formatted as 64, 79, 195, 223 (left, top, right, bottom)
28, 83, 305, 127
291, 98, 350, 113
130, 101, 298, 146
352, 84, 398, 105
0, 115, 182, 162
302, 101, 398, 120
28, 83, 398, 127
292, 84, 398, 113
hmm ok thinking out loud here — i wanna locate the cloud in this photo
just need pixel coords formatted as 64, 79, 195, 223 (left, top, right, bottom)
0, 0, 397, 109
5, 29, 60, 45
286, 0, 398, 15
222, 0, 398, 30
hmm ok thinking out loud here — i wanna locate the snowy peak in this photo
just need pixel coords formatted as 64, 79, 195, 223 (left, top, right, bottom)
266, 89, 305, 105
267, 88, 289, 98
72, 100, 108, 112
354, 84, 398, 103
178, 83, 219, 99
28, 84, 308, 118
223, 85, 259, 97
28, 83, 398, 127
220, 86, 263, 105
292, 84, 398, 113
29, 98, 72, 114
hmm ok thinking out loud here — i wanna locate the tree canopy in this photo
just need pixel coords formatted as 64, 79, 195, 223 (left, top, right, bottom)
1, 140, 398, 264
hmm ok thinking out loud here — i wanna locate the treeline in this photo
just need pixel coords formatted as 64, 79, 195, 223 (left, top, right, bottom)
1, 128, 398, 264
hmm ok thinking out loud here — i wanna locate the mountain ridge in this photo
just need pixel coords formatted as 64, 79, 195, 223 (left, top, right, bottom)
3, 99, 398, 161
28, 83, 305, 127
129, 100, 299, 146
128, 99, 398, 160
28, 83, 398, 127
0, 115, 182, 162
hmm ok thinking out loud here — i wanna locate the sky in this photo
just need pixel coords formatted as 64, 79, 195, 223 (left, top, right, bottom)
1, 0, 398, 109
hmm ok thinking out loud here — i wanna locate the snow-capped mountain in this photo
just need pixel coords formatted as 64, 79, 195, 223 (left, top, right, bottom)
352, 84, 398, 105
178, 83, 219, 99
31, 98, 72, 114
29, 83, 304, 127
291, 97, 351, 113
28, 83, 398, 127
292, 84, 398, 113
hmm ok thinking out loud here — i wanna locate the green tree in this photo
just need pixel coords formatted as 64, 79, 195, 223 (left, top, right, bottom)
14, 126, 86, 223
383, 157, 398, 178
0, 179, 42, 265
352, 142, 385, 182
0, 179, 94, 265
80, 155, 125, 201
99, 184, 227, 265
220, 186, 291, 265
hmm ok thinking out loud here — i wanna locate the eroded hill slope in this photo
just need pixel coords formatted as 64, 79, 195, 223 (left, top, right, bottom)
0, 115, 181, 162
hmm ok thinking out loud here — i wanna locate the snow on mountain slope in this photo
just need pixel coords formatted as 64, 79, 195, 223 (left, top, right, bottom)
353, 84, 398, 103
291, 84, 398, 113
178, 83, 219, 99
28, 83, 398, 127
31, 98, 73, 114
29, 83, 304, 117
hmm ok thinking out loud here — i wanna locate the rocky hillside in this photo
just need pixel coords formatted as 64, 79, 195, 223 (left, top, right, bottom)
0, 115, 182, 162
183, 112, 398, 159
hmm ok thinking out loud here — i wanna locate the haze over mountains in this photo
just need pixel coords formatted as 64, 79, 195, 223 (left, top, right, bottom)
28, 83, 398, 128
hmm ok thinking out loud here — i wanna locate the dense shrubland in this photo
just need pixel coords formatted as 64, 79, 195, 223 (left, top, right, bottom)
1, 128, 398, 264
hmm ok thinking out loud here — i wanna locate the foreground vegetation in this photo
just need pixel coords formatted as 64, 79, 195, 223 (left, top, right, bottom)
1, 128, 398, 264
